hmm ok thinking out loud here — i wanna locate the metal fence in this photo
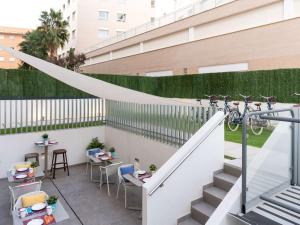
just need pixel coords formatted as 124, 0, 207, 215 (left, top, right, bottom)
0, 98, 104, 135
105, 100, 217, 146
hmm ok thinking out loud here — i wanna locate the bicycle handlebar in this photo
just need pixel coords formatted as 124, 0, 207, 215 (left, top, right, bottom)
239, 94, 251, 99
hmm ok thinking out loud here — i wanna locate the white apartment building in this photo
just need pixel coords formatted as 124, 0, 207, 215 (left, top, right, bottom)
60, 0, 155, 55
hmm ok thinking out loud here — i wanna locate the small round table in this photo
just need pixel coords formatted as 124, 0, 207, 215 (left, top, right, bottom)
35, 141, 58, 180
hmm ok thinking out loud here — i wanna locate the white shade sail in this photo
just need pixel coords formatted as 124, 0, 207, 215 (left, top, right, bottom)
0, 44, 185, 105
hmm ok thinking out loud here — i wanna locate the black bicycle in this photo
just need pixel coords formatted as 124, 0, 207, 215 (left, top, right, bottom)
227, 94, 264, 135
205, 95, 219, 108
219, 95, 232, 114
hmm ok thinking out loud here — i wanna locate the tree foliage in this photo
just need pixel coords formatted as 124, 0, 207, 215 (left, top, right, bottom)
37, 9, 69, 60
53, 48, 86, 72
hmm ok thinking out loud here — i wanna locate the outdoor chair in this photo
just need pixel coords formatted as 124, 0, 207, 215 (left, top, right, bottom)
86, 148, 102, 181
99, 161, 123, 196
116, 164, 135, 208
9, 181, 42, 212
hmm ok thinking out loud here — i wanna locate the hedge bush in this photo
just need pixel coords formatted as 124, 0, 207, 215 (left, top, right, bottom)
0, 68, 299, 103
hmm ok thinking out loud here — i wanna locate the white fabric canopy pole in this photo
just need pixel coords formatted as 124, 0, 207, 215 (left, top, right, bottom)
0, 44, 186, 105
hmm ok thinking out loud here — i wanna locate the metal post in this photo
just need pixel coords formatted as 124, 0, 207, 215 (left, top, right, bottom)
242, 114, 248, 214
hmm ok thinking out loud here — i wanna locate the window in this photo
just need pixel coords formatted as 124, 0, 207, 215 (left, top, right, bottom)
9, 57, 15, 62
63, 4, 65, 10
72, 11, 76, 21
116, 30, 125, 37
98, 11, 109, 21
151, 17, 155, 23
9, 35, 15, 40
117, 13, 126, 22
0, 34, 4, 39
68, 0, 70, 5
151, 0, 155, 8
98, 29, 109, 39
72, 30, 76, 39
0, 56, 4, 61
67, 16, 70, 23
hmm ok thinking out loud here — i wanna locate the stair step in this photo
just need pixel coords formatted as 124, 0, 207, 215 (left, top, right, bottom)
224, 163, 241, 178
191, 200, 216, 224
178, 216, 202, 225
214, 172, 238, 191
203, 186, 227, 207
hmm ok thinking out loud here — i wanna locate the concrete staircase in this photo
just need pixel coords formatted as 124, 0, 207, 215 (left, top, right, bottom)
178, 163, 241, 225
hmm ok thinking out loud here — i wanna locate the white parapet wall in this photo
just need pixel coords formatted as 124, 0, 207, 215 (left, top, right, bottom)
142, 112, 225, 225
0, 126, 105, 178
104, 126, 178, 170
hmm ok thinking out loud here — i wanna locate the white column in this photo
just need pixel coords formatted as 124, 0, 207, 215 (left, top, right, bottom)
109, 51, 113, 60
284, 0, 294, 19
140, 42, 144, 53
188, 27, 194, 42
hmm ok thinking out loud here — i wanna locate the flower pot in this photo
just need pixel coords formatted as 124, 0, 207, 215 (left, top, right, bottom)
111, 152, 116, 158
150, 170, 156, 175
49, 203, 57, 212
43, 138, 48, 145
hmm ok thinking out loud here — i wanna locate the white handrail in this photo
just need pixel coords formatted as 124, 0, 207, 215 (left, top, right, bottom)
147, 111, 226, 196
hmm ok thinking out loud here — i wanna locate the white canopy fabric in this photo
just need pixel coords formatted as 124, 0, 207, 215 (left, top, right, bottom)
0, 44, 186, 105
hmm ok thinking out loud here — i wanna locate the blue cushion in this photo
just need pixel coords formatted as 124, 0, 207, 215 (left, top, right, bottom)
88, 148, 101, 156
120, 165, 134, 176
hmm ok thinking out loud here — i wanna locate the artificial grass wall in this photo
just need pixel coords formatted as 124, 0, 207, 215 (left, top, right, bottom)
0, 69, 92, 99
0, 68, 299, 102
89, 69, 300, 103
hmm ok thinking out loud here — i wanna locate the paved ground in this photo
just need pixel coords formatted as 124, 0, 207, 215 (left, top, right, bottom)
224, 141, 261, 169
224, 141, 260, 159
0, 165, 142, 225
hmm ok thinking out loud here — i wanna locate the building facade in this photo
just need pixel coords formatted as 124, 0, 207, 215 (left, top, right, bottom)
0, 26, 29, 69
81, 0, 300, 76
60, 0, 155, 56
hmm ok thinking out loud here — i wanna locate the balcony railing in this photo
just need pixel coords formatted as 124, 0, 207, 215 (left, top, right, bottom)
0, 98, 104, 135
84, 0, 234, 53
105, 99, 217, 146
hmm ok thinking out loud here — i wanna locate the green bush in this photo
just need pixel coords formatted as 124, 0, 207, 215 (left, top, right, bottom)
0, 68, 300, 103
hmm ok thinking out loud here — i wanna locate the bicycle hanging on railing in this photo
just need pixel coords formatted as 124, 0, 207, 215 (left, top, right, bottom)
227, 94, 265, 135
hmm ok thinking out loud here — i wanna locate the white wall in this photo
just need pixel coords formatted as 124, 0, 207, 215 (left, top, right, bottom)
142, 112, 225, 225
0, 126, 105, 178
104, 126, 177, 170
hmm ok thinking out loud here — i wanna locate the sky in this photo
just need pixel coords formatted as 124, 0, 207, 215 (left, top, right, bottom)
0, 0, 61, 29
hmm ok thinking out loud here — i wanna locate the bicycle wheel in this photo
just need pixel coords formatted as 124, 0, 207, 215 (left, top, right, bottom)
228, 110, 240, 131
250, 115, 264, 135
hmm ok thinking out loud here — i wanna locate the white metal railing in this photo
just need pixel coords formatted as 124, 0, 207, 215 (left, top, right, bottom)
0, 98, 104, 135
84, 0, 234, 54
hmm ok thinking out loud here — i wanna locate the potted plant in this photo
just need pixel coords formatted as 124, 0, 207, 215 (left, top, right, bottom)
86, 137, 104, 151
42, 133, 49, 145
47, 195, 58, 211
149, 164, 157, 175
109, 147, 116, 158
30, 161, 38, 174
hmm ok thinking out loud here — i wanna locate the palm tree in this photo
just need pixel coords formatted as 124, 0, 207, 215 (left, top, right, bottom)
38, 9, 69, 60
19, 30, 48, 69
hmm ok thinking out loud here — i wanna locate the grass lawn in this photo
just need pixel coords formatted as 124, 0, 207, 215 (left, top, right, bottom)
224, 125, 273, 148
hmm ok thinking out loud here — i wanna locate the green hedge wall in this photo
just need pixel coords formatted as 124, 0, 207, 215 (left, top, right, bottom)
0, 69, 92, 99
0, 68, 299, 103
89, 69, 300, 103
